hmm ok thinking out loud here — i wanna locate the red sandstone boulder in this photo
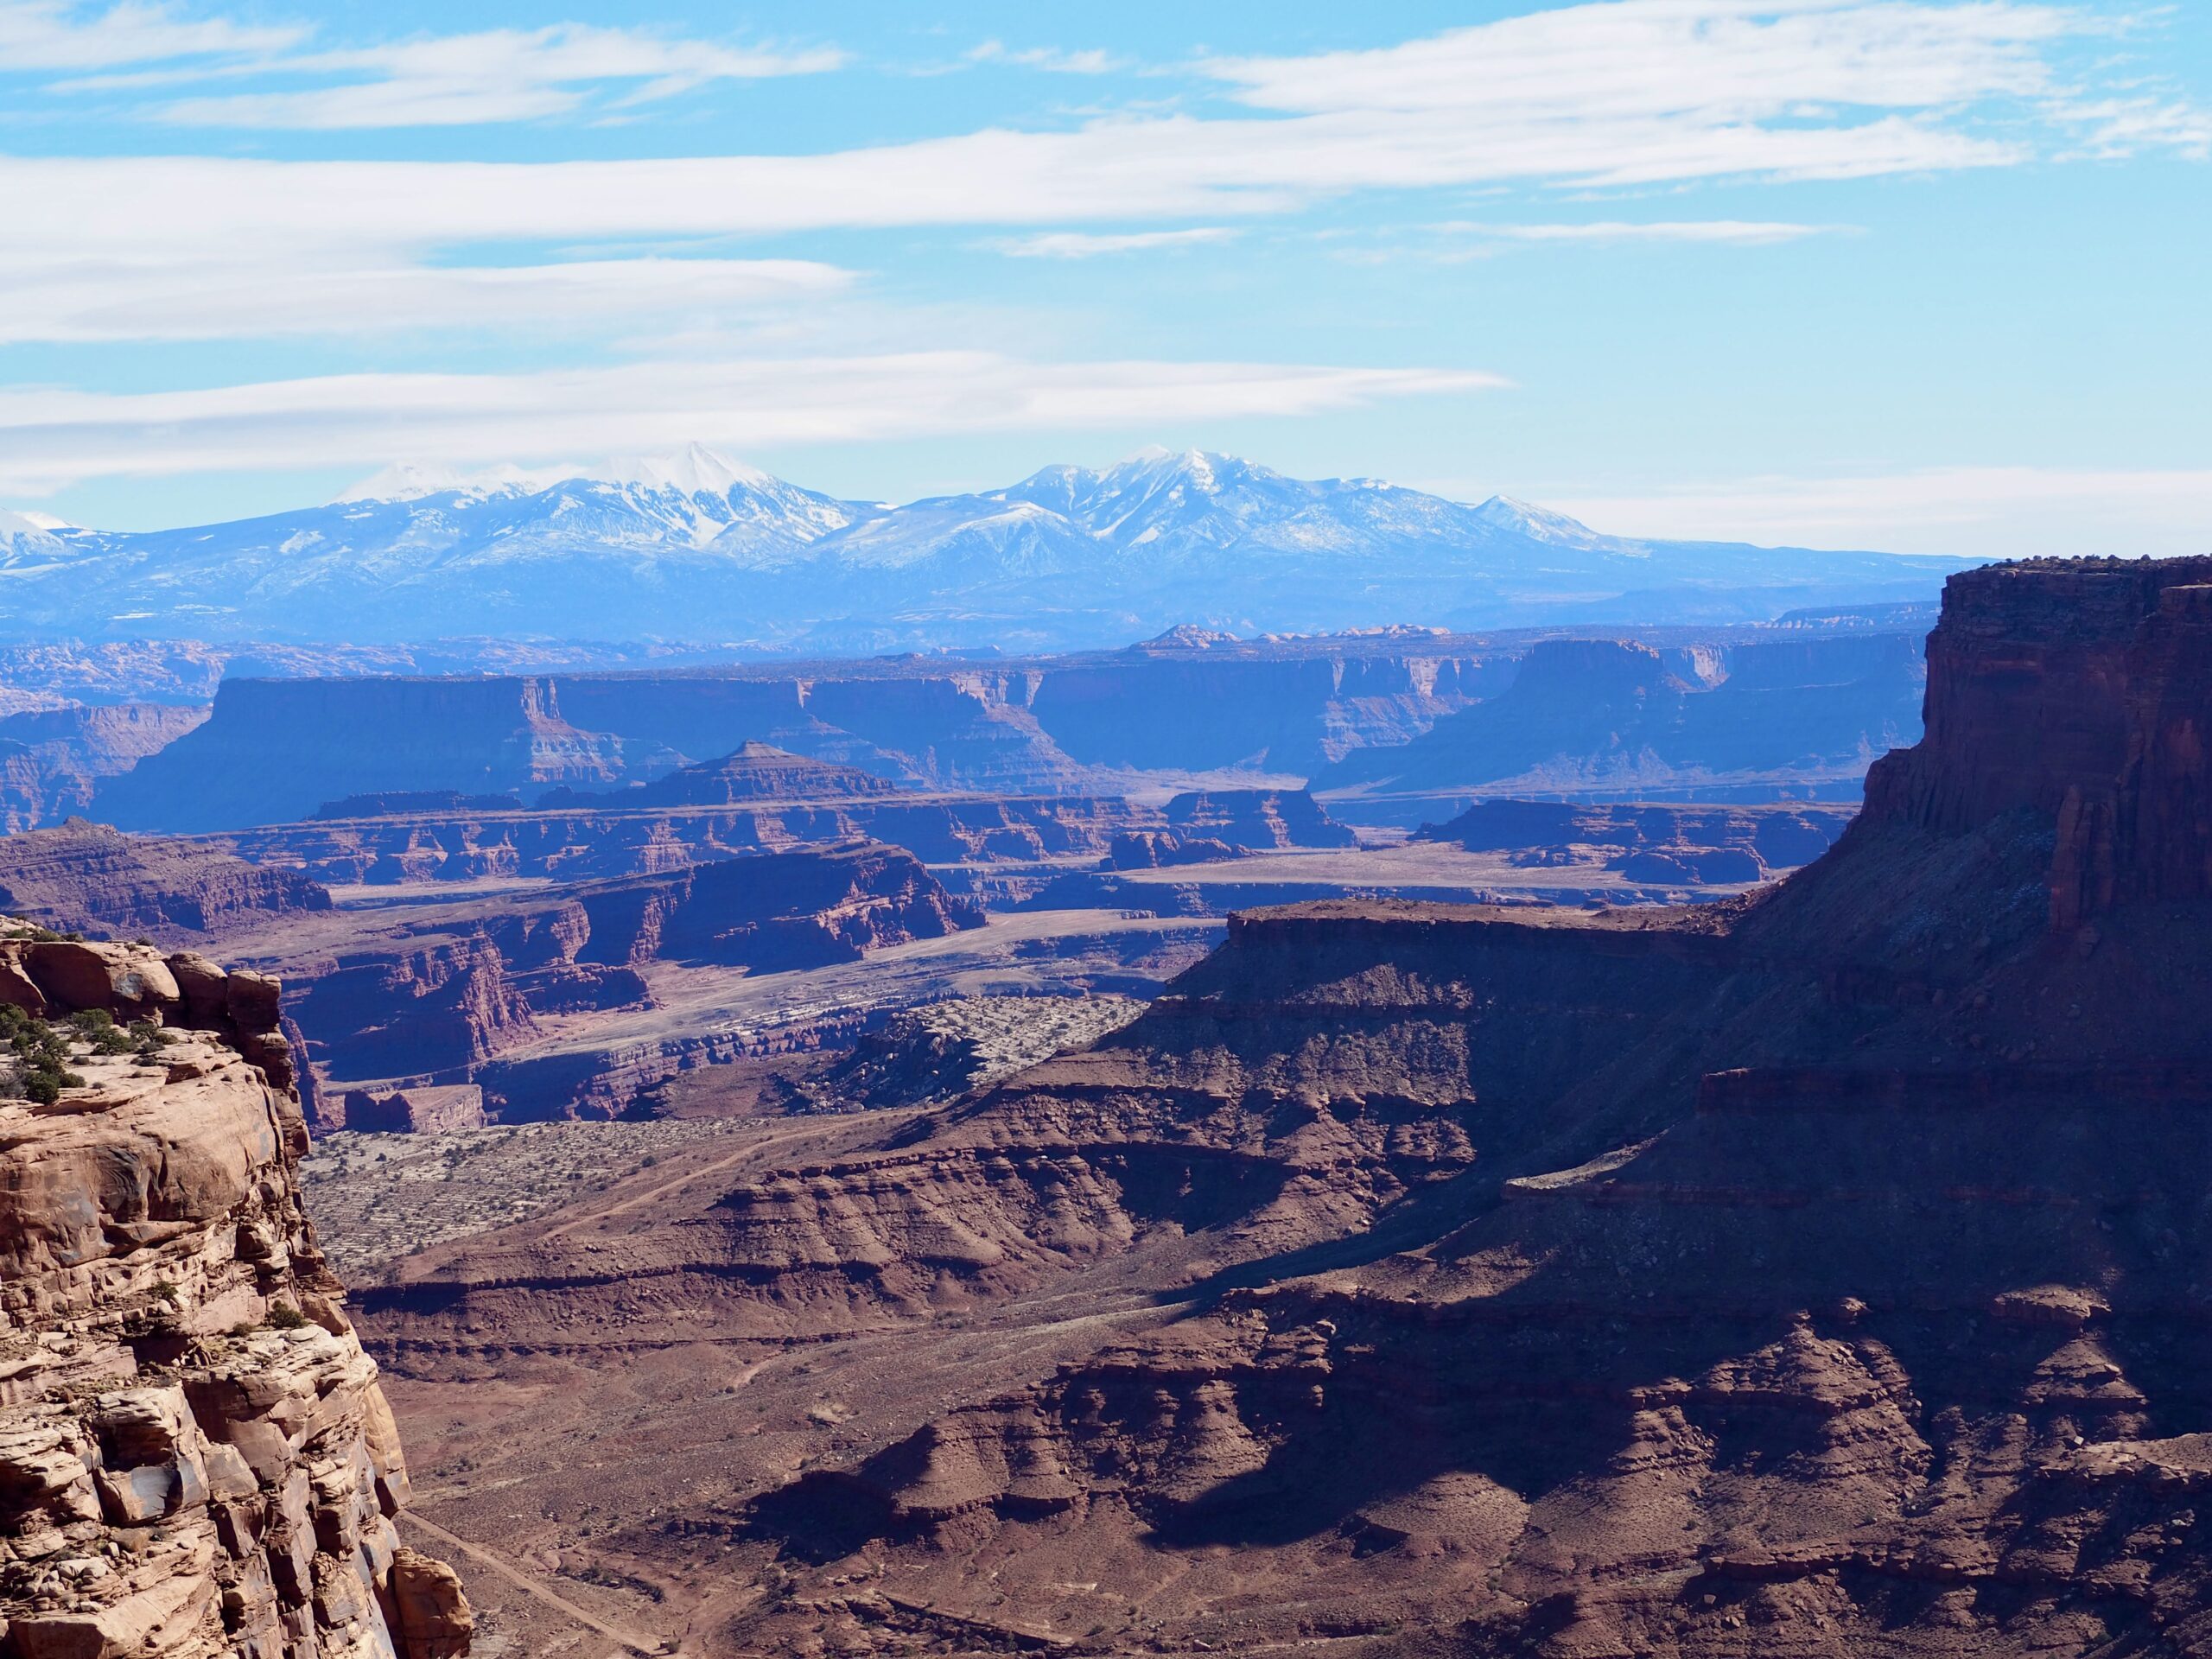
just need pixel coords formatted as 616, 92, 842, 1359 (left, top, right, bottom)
387, 1548, 474, 1658
225, 969, 283, 1034
162, 950, 229, 1027
22, 938, 179, 1020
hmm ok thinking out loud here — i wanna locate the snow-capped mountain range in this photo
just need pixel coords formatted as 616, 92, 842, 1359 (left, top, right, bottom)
0, 444, 1963, 652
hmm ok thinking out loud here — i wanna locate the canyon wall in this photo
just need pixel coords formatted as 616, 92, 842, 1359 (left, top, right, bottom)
0, 931, 469, 1658
91, 640, 1513, 832
0, 822, 332, 943
274, 841, 983, 1116
1864, 555, 2212, 926
0, 707, 210, 834
1319, 629, 1924, 802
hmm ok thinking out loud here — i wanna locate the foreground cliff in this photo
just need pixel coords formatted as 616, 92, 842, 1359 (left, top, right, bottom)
0, 930, 470, 1658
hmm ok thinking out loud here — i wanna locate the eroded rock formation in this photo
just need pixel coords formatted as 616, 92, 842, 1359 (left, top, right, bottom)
1164, 788, 1357, 850
0, 930, 468, 1658
276, 841, 982, 1117
201, 793, 1149, 886
0, 823, 332, 944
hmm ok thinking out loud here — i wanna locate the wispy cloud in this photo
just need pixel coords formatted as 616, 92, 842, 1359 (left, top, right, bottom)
154, 25, 846, 129
0, 0, 302, 70
988, 227, 1242, 258
1433, 219, 1852, 245
967, 40, 1124, 75
19, 8, 844, 129
0, 356, 1505, 496
0, 255, 855, 343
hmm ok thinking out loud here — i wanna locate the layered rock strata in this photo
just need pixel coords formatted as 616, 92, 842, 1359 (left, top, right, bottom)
0, 823, 332, 944
0, 931, 469, 1658
276, 841, 982, 1116
201, 795, 1151, 886
1163, 789, 1357, 851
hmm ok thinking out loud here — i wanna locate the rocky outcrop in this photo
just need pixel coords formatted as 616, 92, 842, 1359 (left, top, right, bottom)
1416, 798, 1857, 881
0, 928, 469, 1658
338, 1086, 486, 1135
1104, 830, 1245, 870
1165, 788, 1357, 850
0, 822, 332, 944
1865, 555, 2212, 927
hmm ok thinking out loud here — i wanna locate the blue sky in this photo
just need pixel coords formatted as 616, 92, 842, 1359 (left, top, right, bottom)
2, 0, 2207, 556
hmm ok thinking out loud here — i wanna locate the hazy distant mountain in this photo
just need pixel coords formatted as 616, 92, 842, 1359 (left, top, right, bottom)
0, 445, 1963, 652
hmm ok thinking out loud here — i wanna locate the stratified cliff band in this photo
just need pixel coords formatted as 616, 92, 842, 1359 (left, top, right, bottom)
0, 931, 471, 1658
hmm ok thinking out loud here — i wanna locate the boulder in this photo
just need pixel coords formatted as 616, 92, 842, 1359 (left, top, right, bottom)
22, 940, 179, 1020
387, 1548, 474, 1659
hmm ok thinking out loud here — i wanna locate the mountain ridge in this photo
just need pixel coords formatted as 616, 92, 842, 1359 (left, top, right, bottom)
2, 445, 1963, 652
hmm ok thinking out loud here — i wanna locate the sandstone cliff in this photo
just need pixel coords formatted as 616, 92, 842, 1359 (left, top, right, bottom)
0, 708, 210, 836
0, 929, 469, 1659
91, 640, 1512, 832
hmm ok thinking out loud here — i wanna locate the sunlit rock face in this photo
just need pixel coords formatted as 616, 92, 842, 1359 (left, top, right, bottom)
0, 928, 471, 1659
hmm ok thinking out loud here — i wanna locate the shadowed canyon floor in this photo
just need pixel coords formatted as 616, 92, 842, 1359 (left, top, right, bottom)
298, 557, 2212, 1659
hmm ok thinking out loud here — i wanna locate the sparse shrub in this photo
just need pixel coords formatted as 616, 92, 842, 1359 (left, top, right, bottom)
149, 1281, 180, 1306
72, 1010, 137, 1055
264, 1303, 309, 1331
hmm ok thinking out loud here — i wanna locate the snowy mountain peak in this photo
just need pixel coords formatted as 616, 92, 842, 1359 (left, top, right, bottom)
595, 442, 772, 498
335, 443, 774, 506
334, 461, 565, 504
0, 509, 68, 550
1471, 494, 1610, 549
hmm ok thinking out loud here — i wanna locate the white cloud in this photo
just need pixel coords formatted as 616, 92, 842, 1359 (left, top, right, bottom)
1433, 219, 1849, 245
0, 255, 854, 344
151, 25, 847, 129
1551, 466, 2212, 559
0, 355, 1507, 495
988, 227, 1242, 258
0, 0, 302, 69
967, 40, 1124, 75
